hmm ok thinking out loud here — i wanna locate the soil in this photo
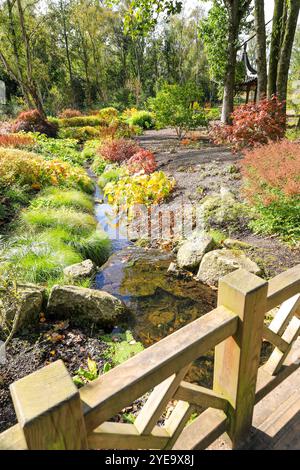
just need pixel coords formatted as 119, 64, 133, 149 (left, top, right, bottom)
0, 320, 109, 433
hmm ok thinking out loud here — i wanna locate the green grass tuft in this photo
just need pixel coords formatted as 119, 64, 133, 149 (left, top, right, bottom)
31, 188, 94, 213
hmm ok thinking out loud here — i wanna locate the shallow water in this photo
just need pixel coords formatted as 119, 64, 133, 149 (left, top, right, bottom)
92, 178, 217, 354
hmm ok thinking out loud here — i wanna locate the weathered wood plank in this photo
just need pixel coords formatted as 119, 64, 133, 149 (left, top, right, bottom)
266, 265, 300, 311
80, 306, 238, 433
10, 360, 87, 450
174, 381, 229, 411
87, 422, 169, 450
262, 325, 289, 352
163, 401, 194, 450
263, 317, 300, 375
172, 408, 227, 450
135, 366, 190, 435
256, 339, 300, 403
213, 268, 268, 448
0, 424, 27, 450
269, 294, 300, 335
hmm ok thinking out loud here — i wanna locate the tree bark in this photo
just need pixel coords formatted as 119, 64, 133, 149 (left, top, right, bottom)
277, 0, 300, 109
254, 0, 267, 99
268, 0, 285, 98
221, 0, 240, 124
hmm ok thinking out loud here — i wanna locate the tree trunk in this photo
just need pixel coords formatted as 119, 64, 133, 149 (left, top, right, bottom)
268, 0, 285, 98
221, 0, 240, 124
254, 0, 267, 99
277, 0, 300, 110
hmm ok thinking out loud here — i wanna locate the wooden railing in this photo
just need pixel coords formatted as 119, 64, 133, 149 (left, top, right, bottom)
0, 265, 300, 450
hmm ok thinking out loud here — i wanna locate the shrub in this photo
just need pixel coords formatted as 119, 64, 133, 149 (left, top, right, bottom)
241, 140, 300, 241
12, 109, 58, 137
0, 134, 34, 148
82, 139, 102, 161
204, 107, 221, 121
92, 156, 107, 176
58, 116, 105, 128
210, 97, 286, 150
98, 138, 140, 163
58, 108, 82, 119
32, 134, 85, 166
58, 126, 101, 141
127, 149, 157, 175
127, 110, 155, 129
98, 166, 124, 188
0, 148, 94, 193
103, 171, 175, 207
98, 107, 119, 122
149, 84, 207, 139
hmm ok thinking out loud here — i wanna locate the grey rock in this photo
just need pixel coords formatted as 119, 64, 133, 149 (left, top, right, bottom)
177, 233, 214, 271
0, 284, 46, 333
47, 285, 127, 326
196, 249, 261, 286
63, 259, 96, 281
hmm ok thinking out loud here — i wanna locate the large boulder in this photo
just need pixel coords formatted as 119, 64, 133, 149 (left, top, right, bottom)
176, 232, 214, 271
0, 284, 46, 333
47, 285, 127, 326
63, 259, 96, 281
196, 249, 261, 286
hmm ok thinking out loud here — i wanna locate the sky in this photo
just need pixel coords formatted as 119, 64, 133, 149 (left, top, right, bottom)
184, 1, 275, 23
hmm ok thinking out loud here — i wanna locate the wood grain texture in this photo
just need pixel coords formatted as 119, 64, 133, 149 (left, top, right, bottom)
213, 268, 268, 448
172, 408, 227, 450
174, 381, 229, 411
10, 360, 87, 450
80, 306, 238, 433
135, 366, 190, 435
88, 422, 169, 450
267, 265, 300, 311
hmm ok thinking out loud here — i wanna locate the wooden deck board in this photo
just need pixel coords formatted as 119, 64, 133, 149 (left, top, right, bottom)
208, 359, 300, 450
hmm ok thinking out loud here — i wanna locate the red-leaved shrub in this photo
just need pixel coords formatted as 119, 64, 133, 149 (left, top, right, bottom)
241, 140, 300, 204
0, 134, 34, 148
99, 138, 140, 163
127, 150, 157, 174
12, 109, 58, 137
58, 108, 82, 119
210, 97, 285, 150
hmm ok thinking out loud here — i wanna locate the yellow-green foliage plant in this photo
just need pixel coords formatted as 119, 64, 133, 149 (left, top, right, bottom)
0, 148, 94, 193
103, 171, 176, 208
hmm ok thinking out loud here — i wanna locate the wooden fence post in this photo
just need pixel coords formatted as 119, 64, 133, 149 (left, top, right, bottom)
10, 360, 88, 450
213, 268, 268, 448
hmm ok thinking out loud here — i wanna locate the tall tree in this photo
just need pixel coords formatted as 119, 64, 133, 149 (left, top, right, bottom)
276, 0, 300, 107
221, 0, 251, 123
254, 0, 267, 99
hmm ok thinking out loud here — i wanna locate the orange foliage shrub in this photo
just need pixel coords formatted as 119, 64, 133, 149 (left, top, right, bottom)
58, 108, 82, 119
211, 97, 285, 150
12, 109, 58, 137
241, 140, 300, 240
0, 134, 34, 148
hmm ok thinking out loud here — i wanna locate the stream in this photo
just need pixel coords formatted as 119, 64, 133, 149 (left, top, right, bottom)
92, 177, 217, 384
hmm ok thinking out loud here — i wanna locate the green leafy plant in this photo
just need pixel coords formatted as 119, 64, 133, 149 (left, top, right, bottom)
103, 170, 175, 208
149, 83, 207, 139
73, 358, 99, 386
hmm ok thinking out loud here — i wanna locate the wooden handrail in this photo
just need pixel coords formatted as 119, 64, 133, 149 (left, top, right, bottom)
1, 264, 300, 450
80, 306, 238, 433
266, 264, 300, 311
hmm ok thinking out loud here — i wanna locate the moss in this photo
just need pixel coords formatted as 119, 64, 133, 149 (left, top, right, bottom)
201, 193, 251, 232
101, 330, 144, 366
